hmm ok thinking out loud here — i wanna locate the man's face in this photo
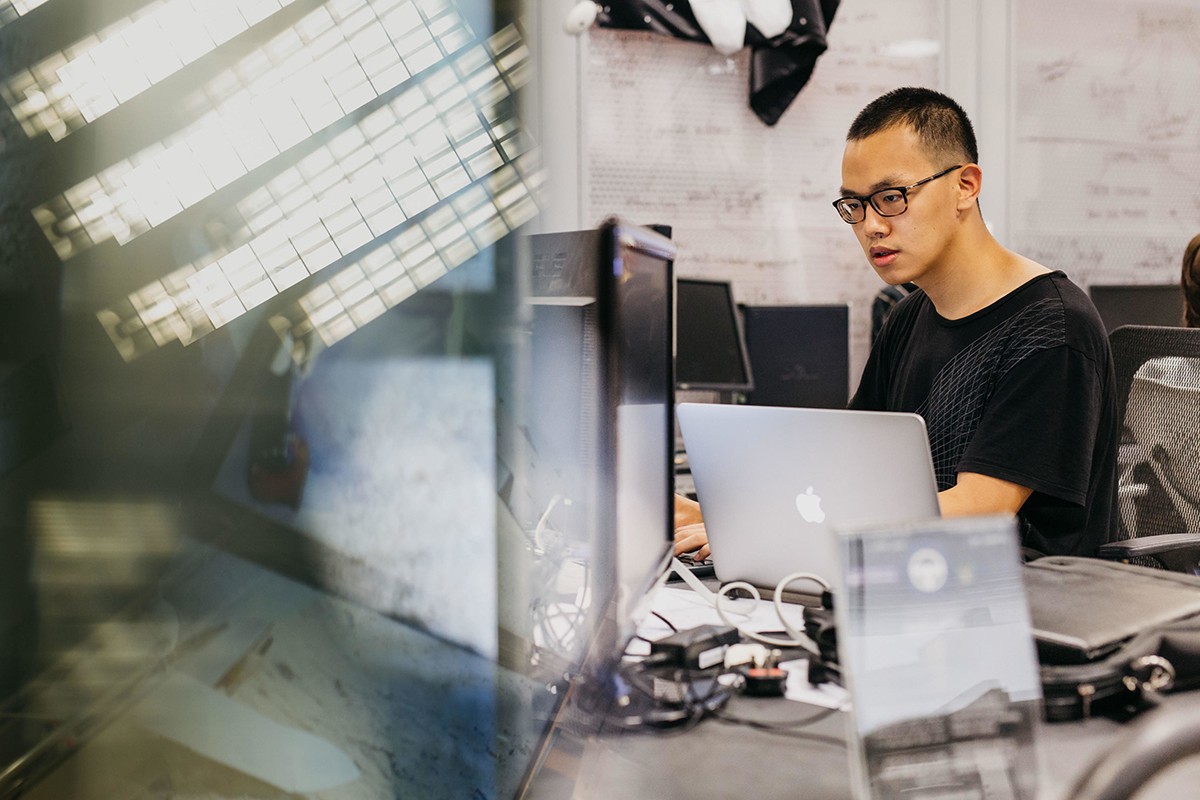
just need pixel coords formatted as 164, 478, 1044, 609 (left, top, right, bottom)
839, 125, 961, 287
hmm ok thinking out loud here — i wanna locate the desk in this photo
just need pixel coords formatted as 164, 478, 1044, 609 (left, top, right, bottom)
522, 585, 1200, 800
526, 697, 1200, 800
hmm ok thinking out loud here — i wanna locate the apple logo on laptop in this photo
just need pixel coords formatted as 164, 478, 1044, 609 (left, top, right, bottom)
795, 486, 826, 523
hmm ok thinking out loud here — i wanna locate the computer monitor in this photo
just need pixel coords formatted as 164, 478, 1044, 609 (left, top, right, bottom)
512, 220, 675, 753
603, 221, 676, 668
176, 218, 674, 797
675, 278, 754, 392
740, 304, 850, 409
1088, 284, 1184, 333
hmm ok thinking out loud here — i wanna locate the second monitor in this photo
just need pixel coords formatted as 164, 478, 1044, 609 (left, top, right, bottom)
741, 304, 850, 409
1088, 283, 1184, 333
675, 278, 754, 393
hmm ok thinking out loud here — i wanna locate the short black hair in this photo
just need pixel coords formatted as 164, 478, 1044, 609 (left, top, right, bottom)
847, 87, 978, 166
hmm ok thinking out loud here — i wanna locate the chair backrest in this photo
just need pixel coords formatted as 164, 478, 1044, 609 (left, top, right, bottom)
1110, 325, 1200, 541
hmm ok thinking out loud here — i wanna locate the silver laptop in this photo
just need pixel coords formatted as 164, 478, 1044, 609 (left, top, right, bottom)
676, 402, 940, 593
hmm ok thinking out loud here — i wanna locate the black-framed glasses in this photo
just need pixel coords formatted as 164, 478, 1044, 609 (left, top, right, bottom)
832, 165, 963, 224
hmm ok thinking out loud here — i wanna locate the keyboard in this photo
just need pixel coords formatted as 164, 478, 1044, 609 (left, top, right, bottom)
672, 552, 715, 579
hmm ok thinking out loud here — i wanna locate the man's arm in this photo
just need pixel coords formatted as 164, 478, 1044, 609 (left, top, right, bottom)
938, 471, 1033, 517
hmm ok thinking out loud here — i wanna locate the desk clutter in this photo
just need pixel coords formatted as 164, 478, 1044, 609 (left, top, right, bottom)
571, 579, 848, 732
626, 554, 1200, 729
533, 517, 1200, 800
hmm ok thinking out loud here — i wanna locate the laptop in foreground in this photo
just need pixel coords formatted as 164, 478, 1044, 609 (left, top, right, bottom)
675, 402, 940, 595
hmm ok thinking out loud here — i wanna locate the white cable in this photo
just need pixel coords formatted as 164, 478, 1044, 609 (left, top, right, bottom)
669, 559, 828, 656
772, 572, 829, 644
668, 557, 719, 603
714, 582, 812, 653
532, 494, 562, 551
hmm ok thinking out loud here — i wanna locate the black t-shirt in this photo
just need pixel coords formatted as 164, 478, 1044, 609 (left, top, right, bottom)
850, 271, 1118, 556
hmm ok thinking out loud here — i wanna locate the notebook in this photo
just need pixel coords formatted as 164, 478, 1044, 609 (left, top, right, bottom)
675, 402, 941, 595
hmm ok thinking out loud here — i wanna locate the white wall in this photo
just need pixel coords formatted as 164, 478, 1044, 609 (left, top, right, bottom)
1007, 0, 1200, 289
533, 0, 1200, 388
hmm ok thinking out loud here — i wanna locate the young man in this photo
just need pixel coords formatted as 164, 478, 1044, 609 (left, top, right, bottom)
837, 87, 1117, 557
676, 87, 1118, 559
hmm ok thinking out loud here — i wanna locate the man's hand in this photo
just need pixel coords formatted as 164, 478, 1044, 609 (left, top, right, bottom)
673, 494, 710, 559
674, 523, 710, 560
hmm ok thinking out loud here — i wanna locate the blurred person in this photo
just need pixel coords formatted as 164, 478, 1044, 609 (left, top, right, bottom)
1182, 233, 1200, 327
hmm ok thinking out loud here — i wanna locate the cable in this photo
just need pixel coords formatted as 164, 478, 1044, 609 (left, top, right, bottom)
650, 610, 678, 632
532, 494, 563, 551
667, 557, 761, 622
718, 703, 840, 730
605, 651, 737, 733
713, 574, 829, 654
771, 574, 827, 642
711, 707, 847, 747
667, 558, 828, 652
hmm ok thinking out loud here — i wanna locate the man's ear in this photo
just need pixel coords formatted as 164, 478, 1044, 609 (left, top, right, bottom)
956, 164, 983, 212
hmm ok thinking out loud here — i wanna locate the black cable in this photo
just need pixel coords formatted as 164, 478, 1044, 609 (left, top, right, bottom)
604, 659, 734, 733
678, 666, 733, 721
721, 703, 840, 729
711, 706, 846, 747
650, 610, 677, 632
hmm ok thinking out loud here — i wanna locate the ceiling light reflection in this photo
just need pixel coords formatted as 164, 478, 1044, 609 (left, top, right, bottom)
2, 0, 304, 141
33, 0, 475, 261
96, 22, 534, 362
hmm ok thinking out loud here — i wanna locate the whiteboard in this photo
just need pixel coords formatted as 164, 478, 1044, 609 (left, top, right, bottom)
583, 0, 944, 386
1011, 0, 1200, 289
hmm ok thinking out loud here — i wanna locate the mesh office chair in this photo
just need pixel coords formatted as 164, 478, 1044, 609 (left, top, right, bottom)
1096, 325, 1200, 571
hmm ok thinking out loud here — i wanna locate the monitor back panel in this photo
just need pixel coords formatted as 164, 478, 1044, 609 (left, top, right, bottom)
1088, 284, 1184, 333
741, 305, 849, 409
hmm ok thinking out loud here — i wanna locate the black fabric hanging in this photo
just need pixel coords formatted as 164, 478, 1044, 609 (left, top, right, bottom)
594, 0, 839, 126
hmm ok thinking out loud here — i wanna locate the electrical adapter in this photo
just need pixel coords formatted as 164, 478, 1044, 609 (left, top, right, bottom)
649, 624, 739, 670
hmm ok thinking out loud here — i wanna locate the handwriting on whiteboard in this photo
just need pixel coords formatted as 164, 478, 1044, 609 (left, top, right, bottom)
1014, 0, 1200, 283
584, 0, 941, 382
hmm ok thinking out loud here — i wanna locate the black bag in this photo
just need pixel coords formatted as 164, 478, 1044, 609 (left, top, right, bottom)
1026, 557, 1200, 722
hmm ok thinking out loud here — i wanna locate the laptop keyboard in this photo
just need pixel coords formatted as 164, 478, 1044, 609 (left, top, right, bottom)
673, 552, 715, 579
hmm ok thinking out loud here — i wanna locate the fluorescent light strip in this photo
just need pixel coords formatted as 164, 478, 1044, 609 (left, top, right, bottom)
34, 0, 475, 261
0, 0, 52, 29
96, 24, 531, 362
275, 155, 543, 360
98, 152, 541, 363
1, 0, 303, 142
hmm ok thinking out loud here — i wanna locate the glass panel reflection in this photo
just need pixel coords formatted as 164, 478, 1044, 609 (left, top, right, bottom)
0, 0, 562, 797
836, 515, 1043, 800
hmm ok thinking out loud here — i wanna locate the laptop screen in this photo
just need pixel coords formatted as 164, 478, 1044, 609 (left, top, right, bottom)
835, 515, 1042, 800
